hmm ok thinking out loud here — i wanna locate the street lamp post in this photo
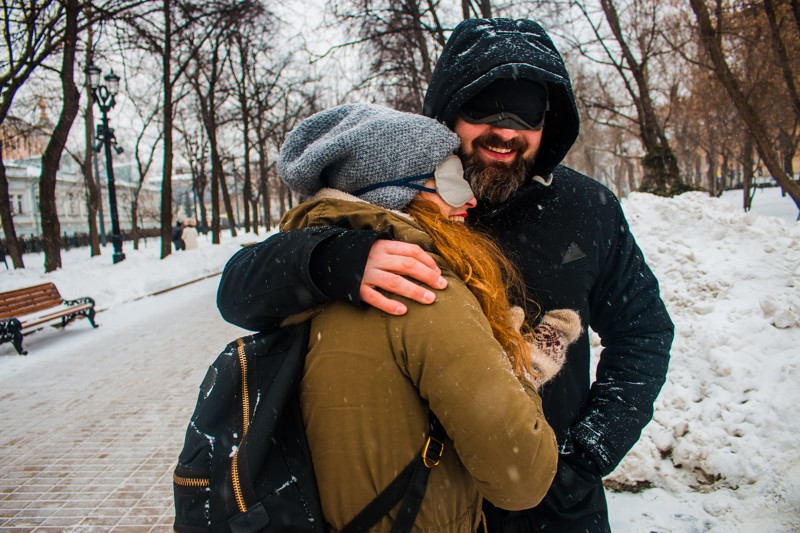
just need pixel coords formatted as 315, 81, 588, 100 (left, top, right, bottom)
87, 65, 125, 264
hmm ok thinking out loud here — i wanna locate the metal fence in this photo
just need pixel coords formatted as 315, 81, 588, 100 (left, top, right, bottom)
2, 228, 163, 255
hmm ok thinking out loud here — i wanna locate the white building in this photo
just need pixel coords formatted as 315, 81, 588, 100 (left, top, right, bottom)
3, 154, 161, 239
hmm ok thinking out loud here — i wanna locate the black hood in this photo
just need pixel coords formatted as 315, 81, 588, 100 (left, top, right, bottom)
423, 18, 580, 178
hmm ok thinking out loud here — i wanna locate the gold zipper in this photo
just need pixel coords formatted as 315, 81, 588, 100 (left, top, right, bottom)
173, 472, 210, 488
231, 449, 247, 512
231, 337, 250, 513
237, 338, 250, 432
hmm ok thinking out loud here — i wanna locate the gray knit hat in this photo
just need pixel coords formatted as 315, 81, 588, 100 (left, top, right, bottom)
278, 103, 461, 211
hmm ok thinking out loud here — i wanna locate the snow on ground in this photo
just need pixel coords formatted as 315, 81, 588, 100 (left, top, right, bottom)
0, 187, 798, 531
605, 188, 800, 532
719, 185, 799, 225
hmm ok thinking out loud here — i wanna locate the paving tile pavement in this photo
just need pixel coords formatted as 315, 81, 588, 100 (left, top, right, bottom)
0, 277, 244, 532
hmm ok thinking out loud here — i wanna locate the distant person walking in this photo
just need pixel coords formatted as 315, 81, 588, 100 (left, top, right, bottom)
182, 219, 199, 250
172, 221, 185, 251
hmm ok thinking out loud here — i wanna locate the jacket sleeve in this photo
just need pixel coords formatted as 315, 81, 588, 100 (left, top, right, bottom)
572, 195, 674, 476
388, 271, 558, 510
216, 227, 381, 331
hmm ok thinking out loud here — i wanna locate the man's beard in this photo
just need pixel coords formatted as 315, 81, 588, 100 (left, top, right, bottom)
460, 131, 536, 205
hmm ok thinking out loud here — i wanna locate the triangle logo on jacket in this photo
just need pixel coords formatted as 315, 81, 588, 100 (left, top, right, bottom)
562, 243, 587, 265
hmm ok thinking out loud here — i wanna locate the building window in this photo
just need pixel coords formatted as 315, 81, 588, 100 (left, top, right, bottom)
10, 193, 23, 215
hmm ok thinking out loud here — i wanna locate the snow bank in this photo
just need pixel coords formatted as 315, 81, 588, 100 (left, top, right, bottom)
606, 191, 800, 531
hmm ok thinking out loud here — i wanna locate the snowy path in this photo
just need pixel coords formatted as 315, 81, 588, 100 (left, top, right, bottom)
0, 276, 245, 531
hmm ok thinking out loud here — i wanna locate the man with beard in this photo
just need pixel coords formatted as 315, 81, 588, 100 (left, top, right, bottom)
217, 18, 673, 532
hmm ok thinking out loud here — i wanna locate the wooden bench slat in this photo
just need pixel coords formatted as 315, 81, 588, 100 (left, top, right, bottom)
0, 301, 64, 319
0, 283, 65, 319
2, 291, 62, 302
0, 283, 61, 299
21, 306, 93, 328
0, 293, 62, 309
20, 303, 93, 323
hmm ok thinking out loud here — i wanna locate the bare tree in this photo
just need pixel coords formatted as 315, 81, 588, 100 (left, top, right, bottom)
245, 48, 293, 230
762, 0, 800, 187
763, 0, 800, 122
462, 0, 492, 19
176, 113, 209, 231
0, 0, 68, 268
129, 106, 162, 249
570, 0, 682, 196
0, 1, 67, 125
0, 141, 24, 268
39, 0, 81, 272
225, 8, 280, 234
1, 0, 143, 267
327, 0, 448, 111
229, 30, 256, 233
119, 0, 213, 256
185, 24, 234, 243
689, 0, 800, 209
161, 0, 175, 256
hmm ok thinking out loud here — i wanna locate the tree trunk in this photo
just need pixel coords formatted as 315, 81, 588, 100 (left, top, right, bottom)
742, 133, 754, 211
0, 142, 24, 268
257, 141, 271, 229
236, 43, 253, 233
706, 134, 718, 197
778, 130, 795, 182
210, 138, 222, 244
461, 0, 492, 19
40, 0, 80, 272
195, 169, 209, 233
242, 144, 252, 232
792, 0, 800, 33
250, 195, 259, 234
626, 160, 637, 194
763, 0, 800, 123
219, 170, 237, 237
131, 194, 140, 250
278, 181, 287, 218
694, 154, 702, 189
160, 0, 174, 258
690, 0, 800, 209
83, 103, 101, 257
408, 1, 433, 83
83, 21, 101, 257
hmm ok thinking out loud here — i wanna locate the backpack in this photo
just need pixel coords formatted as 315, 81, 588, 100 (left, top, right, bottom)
173, 322, 446, 533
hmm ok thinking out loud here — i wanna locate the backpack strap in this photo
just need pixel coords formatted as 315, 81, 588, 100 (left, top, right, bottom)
340, 411, 447, 533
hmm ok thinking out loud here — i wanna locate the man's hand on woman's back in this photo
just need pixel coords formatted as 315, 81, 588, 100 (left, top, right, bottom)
360, 240, 448, 315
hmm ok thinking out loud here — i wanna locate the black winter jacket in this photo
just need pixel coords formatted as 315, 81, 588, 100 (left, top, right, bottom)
218, 17, 673, 531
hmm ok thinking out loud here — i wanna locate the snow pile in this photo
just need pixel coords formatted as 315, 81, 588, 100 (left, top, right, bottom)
605, 191, 800, 531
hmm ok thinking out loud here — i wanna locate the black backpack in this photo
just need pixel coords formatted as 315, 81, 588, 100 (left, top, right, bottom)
173, 322, 446, 533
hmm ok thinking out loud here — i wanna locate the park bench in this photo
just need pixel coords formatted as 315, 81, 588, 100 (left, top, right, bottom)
0, 283, 98, 355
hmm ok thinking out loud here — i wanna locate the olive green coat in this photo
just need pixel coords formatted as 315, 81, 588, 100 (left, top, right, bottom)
281, 191, 558, 532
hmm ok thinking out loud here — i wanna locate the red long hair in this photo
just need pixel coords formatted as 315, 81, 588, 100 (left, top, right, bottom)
405, 198, 540, 378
